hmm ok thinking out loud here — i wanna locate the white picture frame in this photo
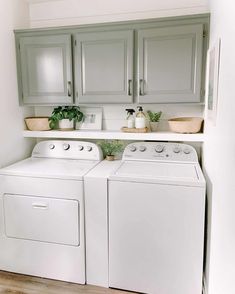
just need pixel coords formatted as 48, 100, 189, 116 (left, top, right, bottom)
206, 38, 221, 124
76, 107, 102, 130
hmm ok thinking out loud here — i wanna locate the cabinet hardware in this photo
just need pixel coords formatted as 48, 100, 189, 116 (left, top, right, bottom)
68, 81, 72, 97
128, 79, 132, 96
139, 79, 145, 96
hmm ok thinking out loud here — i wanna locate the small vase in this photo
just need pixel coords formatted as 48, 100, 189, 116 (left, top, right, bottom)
150, 122, 159, 132
58, 119, 74, 131
106, 155, 115, 161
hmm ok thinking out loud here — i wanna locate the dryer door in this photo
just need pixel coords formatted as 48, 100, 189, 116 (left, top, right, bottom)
3, 194, 79, 246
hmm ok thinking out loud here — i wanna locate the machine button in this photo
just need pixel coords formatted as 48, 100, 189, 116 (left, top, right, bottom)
183, 148, 191, 154
86, 146, 92, 152
173, 146, 181, 153
139, 146, 146, 152
63, 143, 70, 150
129, 145, 137, 152
49, 144, 55, 150
155, 145, 164, 153
78, 145, 84, 151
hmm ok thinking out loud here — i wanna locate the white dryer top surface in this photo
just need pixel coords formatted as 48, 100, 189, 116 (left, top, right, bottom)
110, 161, 205, 187
0, 157, 99, 180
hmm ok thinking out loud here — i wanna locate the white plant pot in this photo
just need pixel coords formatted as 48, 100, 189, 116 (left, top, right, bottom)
58, 119, 74, 131
150, 122, 159, 132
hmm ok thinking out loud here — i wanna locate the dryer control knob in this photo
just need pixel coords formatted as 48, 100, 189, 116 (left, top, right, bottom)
49, 144, 55, 150
183, 148, 191, 154
63, 143, 70, 150
86, 146, 92, 152
129, 145, 137, 152
155, 145, 164, 153
139, 146, 146, 152
173, 146, 181, 153
78, 145, 84, 151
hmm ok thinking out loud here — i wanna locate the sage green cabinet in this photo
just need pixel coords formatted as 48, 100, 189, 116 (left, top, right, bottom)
15, 15, 208, 105
18, 35, 73, 105
74, 30, 134, 104
137, 24, 203, 103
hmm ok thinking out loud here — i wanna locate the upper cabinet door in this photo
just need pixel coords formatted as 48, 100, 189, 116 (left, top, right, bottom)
75, 30, 134, 104
138, 24, 203, 103
19, 35, 73, 105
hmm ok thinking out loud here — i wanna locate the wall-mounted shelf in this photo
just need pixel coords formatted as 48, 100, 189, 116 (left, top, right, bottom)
23, 130, 204, 142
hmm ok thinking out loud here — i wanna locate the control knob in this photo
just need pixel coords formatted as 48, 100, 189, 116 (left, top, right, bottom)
86, 146, 92, 152
183, 148, 191, 154
173, 146, 181, 153
129, 145, 137, 152
78, 145, 84, 151
139, 146, 146, 152
63, 143, 70, 150
155, 145, 164, 153
49, 144, 55, 150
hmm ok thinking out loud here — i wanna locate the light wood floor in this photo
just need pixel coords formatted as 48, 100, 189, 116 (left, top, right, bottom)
0, 271, 137, 294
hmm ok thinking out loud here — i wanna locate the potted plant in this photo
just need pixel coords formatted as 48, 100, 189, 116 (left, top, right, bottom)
98, 140, 124, 161
49, 106, 84, 130
147, 110, 162, 132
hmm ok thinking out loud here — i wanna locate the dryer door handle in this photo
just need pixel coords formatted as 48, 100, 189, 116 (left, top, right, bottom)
32, 202, 49, 209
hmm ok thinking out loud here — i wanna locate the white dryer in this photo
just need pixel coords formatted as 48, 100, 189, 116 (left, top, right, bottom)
108, 142, 206, 294
0, 140, 102, 284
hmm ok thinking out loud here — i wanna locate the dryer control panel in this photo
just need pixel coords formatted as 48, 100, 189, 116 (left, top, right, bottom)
123, 142, 198, 163
32, 140, 103, 161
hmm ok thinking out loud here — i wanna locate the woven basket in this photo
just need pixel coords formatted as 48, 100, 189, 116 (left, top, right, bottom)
25, 117, 51, 131
168, 117, 203, 133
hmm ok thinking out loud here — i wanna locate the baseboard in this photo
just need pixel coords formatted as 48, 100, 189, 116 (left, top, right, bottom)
202, 275, 208, 294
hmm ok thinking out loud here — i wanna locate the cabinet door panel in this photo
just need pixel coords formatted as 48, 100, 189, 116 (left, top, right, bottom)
19, 35, 73, 105
75, 31, 133, 103
138, 24, 203, 103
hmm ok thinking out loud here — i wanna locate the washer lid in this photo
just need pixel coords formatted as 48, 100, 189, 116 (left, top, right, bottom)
110, 161, 205, 187
0, 158, 99, 180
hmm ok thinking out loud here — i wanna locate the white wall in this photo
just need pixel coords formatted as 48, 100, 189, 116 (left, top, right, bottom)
0, 0, 35, 168
29, 0, 209, 27
35, 104, 204, 131
203, 0, 235, 293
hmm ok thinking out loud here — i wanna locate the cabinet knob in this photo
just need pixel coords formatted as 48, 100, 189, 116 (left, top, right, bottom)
67, 81, 72, 97
128, 79, 133, 96
139, 79, 145, 96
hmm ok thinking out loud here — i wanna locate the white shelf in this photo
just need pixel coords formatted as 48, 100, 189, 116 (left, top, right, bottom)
23, 130, 204, 142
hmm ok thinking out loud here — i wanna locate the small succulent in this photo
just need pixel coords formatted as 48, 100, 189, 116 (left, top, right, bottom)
49, 106, 84, 129
98, 140, 124, 157
147, 110, 162, 122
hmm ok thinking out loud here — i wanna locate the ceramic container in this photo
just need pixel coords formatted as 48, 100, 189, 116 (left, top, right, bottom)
149, 122, 159, 132
58, 119, 74, 131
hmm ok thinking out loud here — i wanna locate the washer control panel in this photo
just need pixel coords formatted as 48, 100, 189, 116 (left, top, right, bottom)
32, 140, 103, 160
123, 142, 198, 163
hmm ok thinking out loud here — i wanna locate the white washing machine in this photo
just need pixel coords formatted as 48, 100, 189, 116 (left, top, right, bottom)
0, 140, 102, 284
108, 142, 206, 294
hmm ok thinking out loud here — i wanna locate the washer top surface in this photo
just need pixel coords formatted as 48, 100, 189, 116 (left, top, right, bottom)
0, 140, 103, 180
109, 142, 205, 187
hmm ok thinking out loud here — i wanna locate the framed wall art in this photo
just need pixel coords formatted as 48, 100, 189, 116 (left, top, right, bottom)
206, 38, 221, 124
76, 107, 102, 130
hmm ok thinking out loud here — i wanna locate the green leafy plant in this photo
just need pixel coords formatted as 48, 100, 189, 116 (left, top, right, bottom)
147, 110, 162, 122
98, 140, 124, 157
49, 106, 84, 129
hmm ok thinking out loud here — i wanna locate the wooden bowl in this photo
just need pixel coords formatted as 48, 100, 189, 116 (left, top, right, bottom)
25, 117, 51, 131
168, 117, 203, 133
